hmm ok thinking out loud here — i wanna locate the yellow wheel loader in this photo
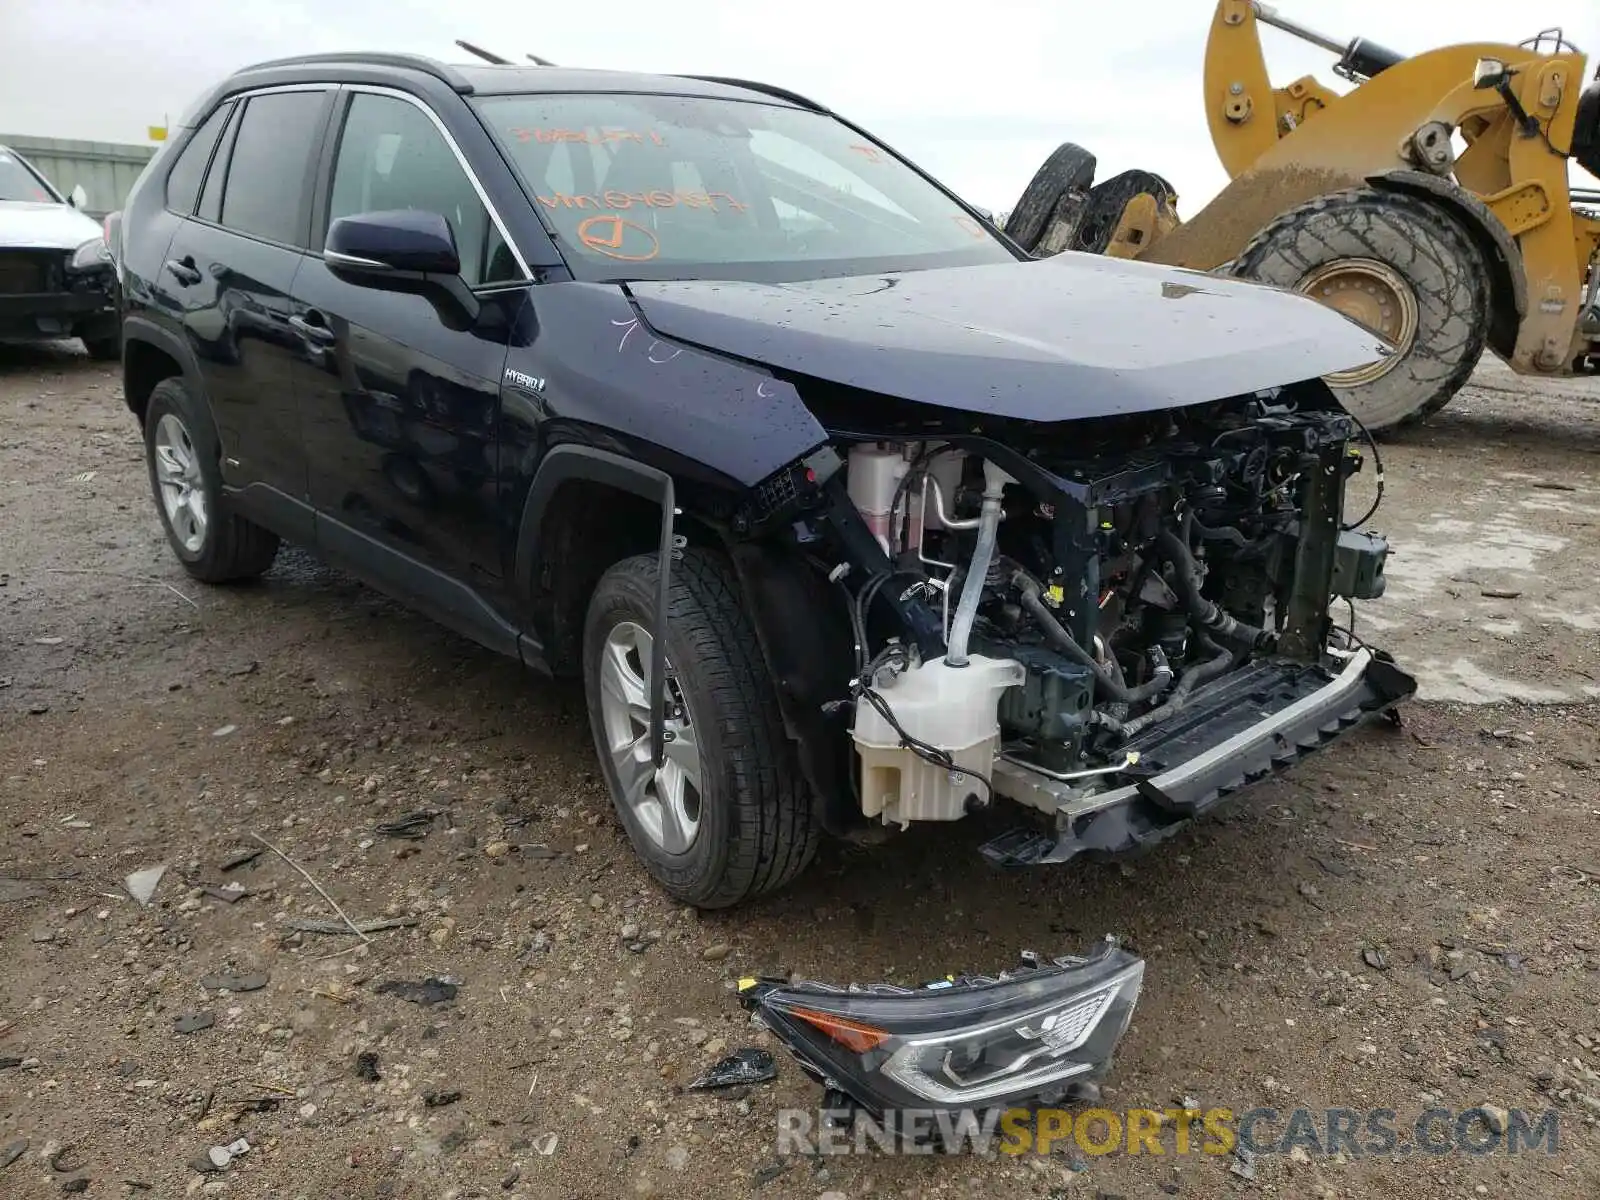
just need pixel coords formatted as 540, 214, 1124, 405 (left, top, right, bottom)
1006, 1, 1600, 430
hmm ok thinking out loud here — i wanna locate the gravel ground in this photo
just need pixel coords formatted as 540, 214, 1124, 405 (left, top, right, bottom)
1, 344, 1598, 1200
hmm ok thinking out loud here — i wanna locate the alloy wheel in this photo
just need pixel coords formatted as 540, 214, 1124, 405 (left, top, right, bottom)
597, 620, 703, 854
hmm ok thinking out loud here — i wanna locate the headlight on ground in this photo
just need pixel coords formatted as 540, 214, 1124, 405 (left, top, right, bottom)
69, 237, 112, 271
739, 937, 1143, 1116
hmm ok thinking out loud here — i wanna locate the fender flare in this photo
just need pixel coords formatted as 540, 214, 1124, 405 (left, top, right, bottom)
514, 444, 676, 766
120, 314, 209, 416
1365, 169, 1528, 355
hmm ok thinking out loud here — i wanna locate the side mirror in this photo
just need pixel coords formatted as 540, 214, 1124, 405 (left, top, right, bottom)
1474, 57, 1510, 90
324, 209, 479, 328
325, 209, 461, 277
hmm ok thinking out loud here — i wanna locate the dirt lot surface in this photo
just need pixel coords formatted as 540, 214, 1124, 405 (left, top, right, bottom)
2, 345, 1598, 1200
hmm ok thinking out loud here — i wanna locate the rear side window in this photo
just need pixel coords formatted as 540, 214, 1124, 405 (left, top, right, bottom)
196, 106, 240, 224
164, 103, 231, 215
219, 91, 328, 245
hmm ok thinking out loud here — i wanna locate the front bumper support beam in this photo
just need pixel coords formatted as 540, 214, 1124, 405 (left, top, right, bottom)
982, 647, 1416, 866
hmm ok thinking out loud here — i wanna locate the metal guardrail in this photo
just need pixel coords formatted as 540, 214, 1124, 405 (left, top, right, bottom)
0, 133, 157, 220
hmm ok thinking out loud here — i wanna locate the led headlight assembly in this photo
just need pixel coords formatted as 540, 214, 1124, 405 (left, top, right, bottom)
739, 937, 1143, 1119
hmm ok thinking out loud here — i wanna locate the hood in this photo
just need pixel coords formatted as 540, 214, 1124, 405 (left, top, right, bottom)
625, 254, 1391, 421
0, 200, 103, 251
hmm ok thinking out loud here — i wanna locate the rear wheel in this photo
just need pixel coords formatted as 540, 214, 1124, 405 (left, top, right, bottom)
143, 378, 280, 582
1232, 187, 1490, 431
583, 548, 818, 908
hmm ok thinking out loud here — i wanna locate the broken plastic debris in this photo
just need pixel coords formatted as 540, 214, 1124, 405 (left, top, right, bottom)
211, 724, 237, 738
198, 972, 268, 993
124, 866, 167, 906
688, 1047, 777, 1091
533, 1133, 558, 1156
374, 810, 441, 839
203, 882, 249, 904
46, 1142, 85, 1172
172, 1012, 215, 1035
1231, 1145, 1257, 1181
219, 848, 263, 872
374, 977, 458, 1005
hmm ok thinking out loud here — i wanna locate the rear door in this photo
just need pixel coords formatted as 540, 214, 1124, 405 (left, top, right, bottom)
164, 86, 334, 533
288, 86, 530, 595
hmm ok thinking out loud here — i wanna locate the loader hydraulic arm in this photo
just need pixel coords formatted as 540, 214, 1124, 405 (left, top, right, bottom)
1205, 1, 1405, 178
1253, 4, 1405, 81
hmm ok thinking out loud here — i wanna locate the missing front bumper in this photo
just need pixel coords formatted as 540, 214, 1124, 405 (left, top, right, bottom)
982, 647, 1416, 867
0, 289, 117, 342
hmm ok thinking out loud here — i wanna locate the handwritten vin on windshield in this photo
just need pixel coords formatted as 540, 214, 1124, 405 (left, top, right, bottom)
536, 190, 748, 213
510, 127, 667, 146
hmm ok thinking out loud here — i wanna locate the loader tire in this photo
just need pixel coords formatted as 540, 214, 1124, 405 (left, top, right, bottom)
1073, 169, 1180, 255
1004, 143, 1096, 254
1231, 187, 1490, 431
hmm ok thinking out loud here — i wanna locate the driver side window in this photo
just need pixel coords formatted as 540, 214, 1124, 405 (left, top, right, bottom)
328, 93, 519, 286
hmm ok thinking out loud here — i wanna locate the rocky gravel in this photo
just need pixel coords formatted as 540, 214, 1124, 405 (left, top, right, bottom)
1, 344, 1598, 1199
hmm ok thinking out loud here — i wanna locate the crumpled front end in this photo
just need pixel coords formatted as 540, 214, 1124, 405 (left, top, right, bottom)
0, 244, 118, 346
724, 372, 1414, 855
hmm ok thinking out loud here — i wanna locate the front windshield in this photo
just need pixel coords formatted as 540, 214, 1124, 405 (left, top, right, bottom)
473, 92, 1018, 282
0, 150, 58, 204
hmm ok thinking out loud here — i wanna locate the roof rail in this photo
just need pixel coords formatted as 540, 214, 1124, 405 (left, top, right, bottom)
679, 75, 826, 112
234, 52, 475, 93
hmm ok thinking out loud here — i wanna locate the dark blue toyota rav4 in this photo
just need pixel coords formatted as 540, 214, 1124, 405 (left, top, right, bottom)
115, 53, 1414, 909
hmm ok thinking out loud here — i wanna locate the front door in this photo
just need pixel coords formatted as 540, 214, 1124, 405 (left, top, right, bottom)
289, 88, 529, 595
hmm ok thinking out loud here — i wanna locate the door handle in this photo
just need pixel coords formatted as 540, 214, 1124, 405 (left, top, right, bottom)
289, 313, 337, 346
163, 256, 202, 287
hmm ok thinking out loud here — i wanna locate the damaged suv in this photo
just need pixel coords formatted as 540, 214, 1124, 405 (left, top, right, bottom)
115, 54, 1415, 909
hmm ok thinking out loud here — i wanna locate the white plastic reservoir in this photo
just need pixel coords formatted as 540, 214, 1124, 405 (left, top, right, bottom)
851, 654, 1025, 826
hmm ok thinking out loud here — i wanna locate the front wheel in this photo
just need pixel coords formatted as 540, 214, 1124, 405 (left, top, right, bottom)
1231, 187, 1491, 431
582, 548, 818, 908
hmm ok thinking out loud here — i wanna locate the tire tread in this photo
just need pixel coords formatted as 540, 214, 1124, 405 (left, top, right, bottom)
590, 549, 818, 908
1231, 186, 1491, 430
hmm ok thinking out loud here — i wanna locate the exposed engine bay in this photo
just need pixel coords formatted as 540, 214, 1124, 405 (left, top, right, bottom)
749, 380, 1415, 864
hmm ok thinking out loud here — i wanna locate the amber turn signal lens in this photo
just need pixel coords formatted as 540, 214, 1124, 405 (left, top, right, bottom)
789, 1006, 890, 1054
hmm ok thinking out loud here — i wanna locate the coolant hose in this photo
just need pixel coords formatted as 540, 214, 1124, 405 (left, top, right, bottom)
1114, 632, 1233, 741
946, 464, 1009, 668
1155, 529, 1272, 649
1015, 573, 1174, 704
